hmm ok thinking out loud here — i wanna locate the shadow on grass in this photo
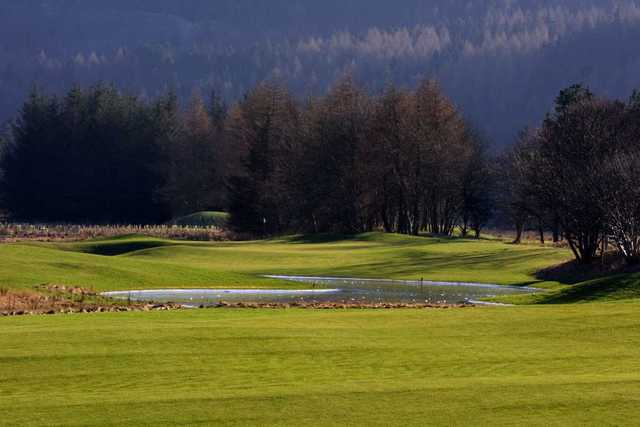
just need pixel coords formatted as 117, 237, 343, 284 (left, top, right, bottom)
537, 273, 640, 304
536, 254, 640, 285
74, 239, 176, 256
287, 233, 360, 244
286, 232, 484, 246
277, 248, 554, 285
507, 281, 546, 288
528, 254, 640, 303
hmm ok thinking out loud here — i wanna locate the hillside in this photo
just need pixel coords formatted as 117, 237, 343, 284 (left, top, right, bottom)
2, 1, 640, 146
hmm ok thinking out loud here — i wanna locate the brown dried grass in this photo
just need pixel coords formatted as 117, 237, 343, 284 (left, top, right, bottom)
0, 223, 230, 242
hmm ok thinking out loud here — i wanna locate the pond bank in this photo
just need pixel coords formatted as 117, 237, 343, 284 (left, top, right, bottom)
1, 284, 476, 317
1, 299, 473, 317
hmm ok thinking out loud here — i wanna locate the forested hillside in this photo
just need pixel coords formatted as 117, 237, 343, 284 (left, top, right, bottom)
2, 0, 640, 146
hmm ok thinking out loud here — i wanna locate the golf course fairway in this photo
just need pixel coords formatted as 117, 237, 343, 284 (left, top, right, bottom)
2, 304, 640, 426
1, 233, 640, 425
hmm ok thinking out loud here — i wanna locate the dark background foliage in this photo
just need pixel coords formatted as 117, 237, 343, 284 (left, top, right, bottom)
2, 1, 640, 147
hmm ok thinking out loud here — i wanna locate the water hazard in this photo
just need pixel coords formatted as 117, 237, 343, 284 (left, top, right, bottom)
102, 275, 540, 306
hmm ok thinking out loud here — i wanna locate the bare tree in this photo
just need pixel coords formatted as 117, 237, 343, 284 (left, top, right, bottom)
226, 81, 301, 235
537, 86, 625, 263
602, 150, 640, 264
297, 76, 374, 233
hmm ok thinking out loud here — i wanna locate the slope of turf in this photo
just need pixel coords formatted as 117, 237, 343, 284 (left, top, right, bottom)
2, 304, 640, 426
518, 272, 640, 304
62, 235, 176, 256
0, 233, 572, 292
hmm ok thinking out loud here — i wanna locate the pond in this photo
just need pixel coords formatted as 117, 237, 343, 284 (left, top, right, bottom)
101, 275, 540, 306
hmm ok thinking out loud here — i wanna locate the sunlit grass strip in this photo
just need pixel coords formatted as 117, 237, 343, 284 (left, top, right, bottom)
1, 304, 639, 425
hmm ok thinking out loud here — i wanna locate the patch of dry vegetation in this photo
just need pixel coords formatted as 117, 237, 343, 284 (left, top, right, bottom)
0, 287, 77, 314
0, 285, 183, 316
0, 223, 229, 242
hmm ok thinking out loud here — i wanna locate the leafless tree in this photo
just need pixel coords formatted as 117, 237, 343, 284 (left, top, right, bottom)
537, 87, 625, 263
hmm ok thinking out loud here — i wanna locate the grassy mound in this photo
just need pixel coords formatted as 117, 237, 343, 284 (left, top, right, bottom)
0, 233, 572, 292
2, 304, 640, 425
498, 257, 640, 305
3, 231, 640, 304
61, 235, 177, 256
172, 211, 229, 228
529, 273, 640, 304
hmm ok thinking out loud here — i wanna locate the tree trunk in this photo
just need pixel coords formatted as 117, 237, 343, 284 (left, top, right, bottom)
552, 217, 561, 243
513, 221, 524, 244
538, 219, 545, 245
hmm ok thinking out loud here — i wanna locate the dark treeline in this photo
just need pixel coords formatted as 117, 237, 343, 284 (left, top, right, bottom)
3, 79, 640, 268
0, 78, 493, 236
500, 85, 640, 265
224, 78, 492, 237
0, 85, 227, 223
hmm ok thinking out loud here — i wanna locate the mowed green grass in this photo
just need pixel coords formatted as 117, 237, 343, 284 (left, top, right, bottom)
0, 233, 572, 292
2, 304, 640, 426
2, 233, 640, 425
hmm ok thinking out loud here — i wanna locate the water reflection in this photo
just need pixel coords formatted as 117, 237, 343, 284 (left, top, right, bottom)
102, 275, 539, 306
